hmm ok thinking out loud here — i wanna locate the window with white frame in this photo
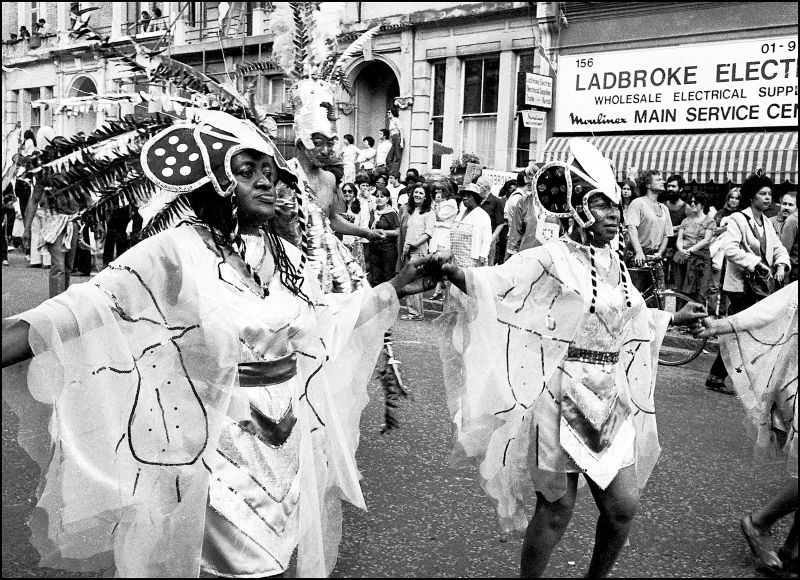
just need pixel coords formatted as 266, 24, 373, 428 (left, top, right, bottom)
430, 62, 446, 170
274, 122, 296, 160
514, 52, 540, 168
242, 75, 289, 108
27, 88, 42, 135
461, 56, 499, 168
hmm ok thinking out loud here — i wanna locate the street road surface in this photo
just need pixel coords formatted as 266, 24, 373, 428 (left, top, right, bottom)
2, 253, 789, 577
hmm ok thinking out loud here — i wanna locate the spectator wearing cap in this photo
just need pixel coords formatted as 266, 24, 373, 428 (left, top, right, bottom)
450, 183, 492, 268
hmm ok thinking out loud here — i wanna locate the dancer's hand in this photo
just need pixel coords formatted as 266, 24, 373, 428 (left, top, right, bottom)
428, 251, 460, 279
693, 316, 720, 338
391, 255, 437, 298
672, 301, 707, 326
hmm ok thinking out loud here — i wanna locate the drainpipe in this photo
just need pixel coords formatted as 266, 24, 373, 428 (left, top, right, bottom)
397, 27, 414, 173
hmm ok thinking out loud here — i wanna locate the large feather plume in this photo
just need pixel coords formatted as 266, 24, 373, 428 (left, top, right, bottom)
269, 2, 299, 80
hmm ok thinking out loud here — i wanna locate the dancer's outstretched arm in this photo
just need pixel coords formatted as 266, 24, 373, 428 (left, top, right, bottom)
2, 317, 32, 367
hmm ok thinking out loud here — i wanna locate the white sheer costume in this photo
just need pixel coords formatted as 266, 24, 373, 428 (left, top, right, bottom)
436, 237, 670, 535
719, 281, 798, 476
4, 225, 399, 577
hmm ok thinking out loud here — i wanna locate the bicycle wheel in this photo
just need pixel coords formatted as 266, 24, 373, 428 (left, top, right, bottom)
644, 290, 708, 366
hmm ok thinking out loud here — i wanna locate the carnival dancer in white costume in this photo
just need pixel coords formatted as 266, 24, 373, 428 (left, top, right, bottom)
429, 138, 707, 577
268, 4, 409, 429
1, 110, 433, 578
699, 281, 798, 574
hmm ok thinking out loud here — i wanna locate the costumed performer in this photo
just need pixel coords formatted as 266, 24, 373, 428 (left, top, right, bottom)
1, 110, 433, 578
430, 138, 707, 577
698, 281, 797, 575
267, 5, 407, 432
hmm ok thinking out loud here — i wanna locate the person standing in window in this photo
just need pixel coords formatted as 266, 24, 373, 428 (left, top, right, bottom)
140, 10, 151, 33
386, 107, 404, 174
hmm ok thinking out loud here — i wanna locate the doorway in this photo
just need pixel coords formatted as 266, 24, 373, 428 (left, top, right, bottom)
353, 61, 399, 145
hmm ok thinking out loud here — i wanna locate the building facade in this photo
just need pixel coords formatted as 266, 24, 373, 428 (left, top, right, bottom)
543, 1, 798, 191
3, 2, 552, 175
2, 2, 797, 185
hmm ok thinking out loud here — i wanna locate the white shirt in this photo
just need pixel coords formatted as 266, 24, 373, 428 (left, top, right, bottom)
387, 183, 403, 206
357, 147, 376, 170
375, 140, 392, 167
341, 144, 359, 167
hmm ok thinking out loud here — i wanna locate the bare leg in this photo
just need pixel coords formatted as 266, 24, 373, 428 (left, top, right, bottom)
584, 465, 641, 578
520, 474, 578, 578
751, 478, 799, 531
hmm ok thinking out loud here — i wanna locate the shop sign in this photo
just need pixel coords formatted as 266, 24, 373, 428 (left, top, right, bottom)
521, 110, 547, 128
554, 36, 797, 132
525, 73, 553, 108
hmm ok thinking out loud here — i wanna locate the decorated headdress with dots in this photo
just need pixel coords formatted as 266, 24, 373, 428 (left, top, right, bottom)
141, 110, 293, 198
533, 137, 621, 230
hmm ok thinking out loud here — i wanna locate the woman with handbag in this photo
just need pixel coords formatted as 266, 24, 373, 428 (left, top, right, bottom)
705, 172, 790, 394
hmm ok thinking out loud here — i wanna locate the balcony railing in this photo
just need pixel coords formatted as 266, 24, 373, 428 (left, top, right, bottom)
123, 17, 170, 37
1, 25, 117, 61
2, 33, 60, 59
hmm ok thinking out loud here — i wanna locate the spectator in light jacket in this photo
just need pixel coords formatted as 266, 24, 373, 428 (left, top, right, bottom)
706, 172, 790, 394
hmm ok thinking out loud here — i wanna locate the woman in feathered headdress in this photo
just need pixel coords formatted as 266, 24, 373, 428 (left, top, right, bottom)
427, 139, 707, 577
1, 109, 433, 578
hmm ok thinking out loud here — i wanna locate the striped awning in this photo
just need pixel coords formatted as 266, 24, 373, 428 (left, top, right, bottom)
541, 132, 798, 184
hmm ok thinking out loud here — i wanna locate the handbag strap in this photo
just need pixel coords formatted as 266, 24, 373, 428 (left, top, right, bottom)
741, 213, 768, 262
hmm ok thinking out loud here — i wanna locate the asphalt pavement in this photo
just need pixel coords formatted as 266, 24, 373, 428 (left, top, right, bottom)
1, 251, 791, 578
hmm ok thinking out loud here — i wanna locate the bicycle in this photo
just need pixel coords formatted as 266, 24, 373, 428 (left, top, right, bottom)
627, 256, 708, 366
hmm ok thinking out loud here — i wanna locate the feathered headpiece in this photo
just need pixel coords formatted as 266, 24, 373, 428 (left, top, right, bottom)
26, 13, 294, 238
533, 137, 620, 229
268, 2, 381, 148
